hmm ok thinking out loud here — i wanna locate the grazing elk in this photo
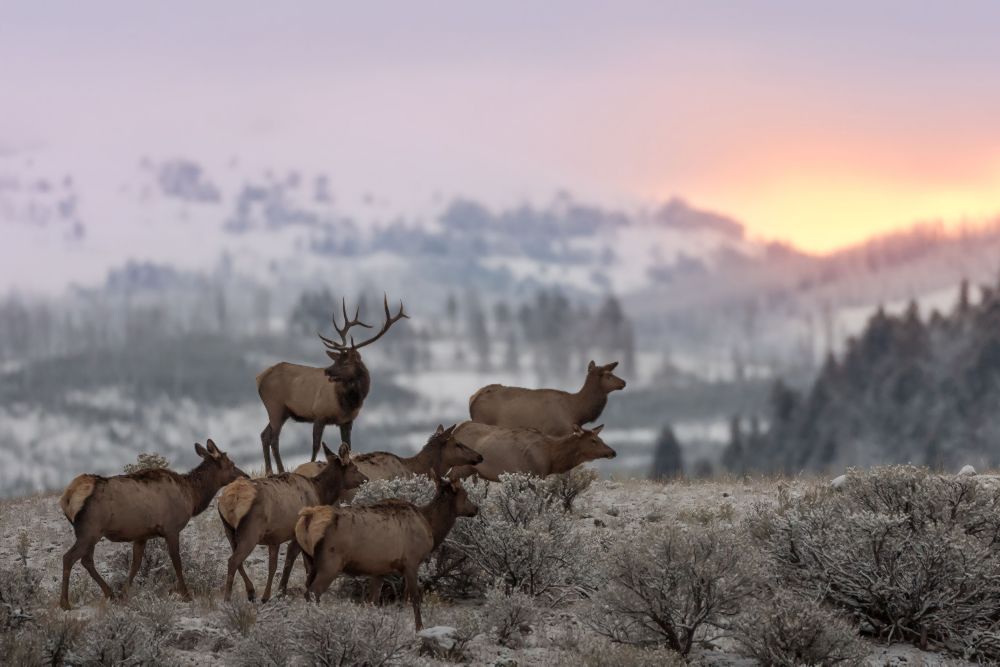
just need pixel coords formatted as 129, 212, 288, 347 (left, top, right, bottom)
257, 294, 408, 474
217, 442, 367, 602
469, 360, 626, 436
58, 440, 246, 610
451, 422, 615, 481
295, 475, 478, 629
292, 425, 484, 497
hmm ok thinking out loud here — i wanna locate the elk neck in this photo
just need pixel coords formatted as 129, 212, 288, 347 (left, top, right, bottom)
335, 365, 371, 415
572, 374, 608, 424
547, 434, 585, 475
409, 440, 446, 477
420, 492, 460, 549
311, 466, 345, 505
182, 461, 225, 517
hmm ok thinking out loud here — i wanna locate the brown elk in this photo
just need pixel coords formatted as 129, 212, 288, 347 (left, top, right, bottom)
58, 440, 246, 610
468, 360, 626, 436
451, 422, 615, 481
256, 294, 408, 474
295, 476, 478, 629
292, 424, 484, 495
217, 442, 367, 602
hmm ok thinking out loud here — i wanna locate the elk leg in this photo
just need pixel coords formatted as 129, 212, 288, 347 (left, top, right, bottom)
367, 575, 383, 604
225, 535, 258, 602
81, 545, 115, 600
306, 554, 342, 602
223, 524, 256, 601
302, 553, 316, 599
164, 533, 192, 601
123, 539, 147, 596
277, 541, 301, 596
60, 538, 91, 610
269, 421, 286, 473
261, 425, 273, 475
311, 422, 325, 461
404, 566, 423, 630
339, 420, 353, 446
261, 544, 279, 602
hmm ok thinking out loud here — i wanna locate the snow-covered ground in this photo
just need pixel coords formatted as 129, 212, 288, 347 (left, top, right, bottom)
0, 475, 975, 665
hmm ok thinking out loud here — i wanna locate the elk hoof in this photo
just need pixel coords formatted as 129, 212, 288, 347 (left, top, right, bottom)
59, 599, 72, 611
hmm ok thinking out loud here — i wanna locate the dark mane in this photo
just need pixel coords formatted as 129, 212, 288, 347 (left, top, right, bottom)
123, 468, 182, 483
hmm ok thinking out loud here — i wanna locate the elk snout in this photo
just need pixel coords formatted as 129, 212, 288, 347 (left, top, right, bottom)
603, 447, 617, 459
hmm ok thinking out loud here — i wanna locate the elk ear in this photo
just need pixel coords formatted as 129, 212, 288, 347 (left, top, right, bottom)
435, 424, 445, 435
572, 424, 584, 435
206, 439, 221, 457
326, 351, 340, 362
322, 442, 335, 460
588, 360, 597, 372
194, 442, 209, 459
444, 424, 457, 436
338, 442, 351, 460
605, 361, 619, 371
592, 424, 605, 435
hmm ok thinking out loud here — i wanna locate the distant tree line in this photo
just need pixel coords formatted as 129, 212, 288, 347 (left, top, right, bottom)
721, 278, 1000, 473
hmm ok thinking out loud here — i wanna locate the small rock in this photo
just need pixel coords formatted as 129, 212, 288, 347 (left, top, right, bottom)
958, 464, 977, 477
593, 518, 606, 527
722, 492, 730, 498
417, 625, 458, 652
830, 474, 847, 489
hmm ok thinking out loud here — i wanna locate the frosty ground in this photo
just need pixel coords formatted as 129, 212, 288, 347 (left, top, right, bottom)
0, 472, 983, 666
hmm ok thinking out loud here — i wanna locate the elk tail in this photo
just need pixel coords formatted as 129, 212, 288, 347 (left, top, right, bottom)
60, 474, 97, 524
296, 506, 335, 557
218, 478, 257, 529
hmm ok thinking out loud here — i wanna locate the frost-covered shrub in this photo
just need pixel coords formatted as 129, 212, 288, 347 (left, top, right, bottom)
123, 452, 169, 474
552, 632, 686, 667
732, 590, 867, 666
353, 475, 437, 506
222, 598, 258, 637
0, 562, 41, 631
232, 598, 412, 667
750, 465, 1000, 659
449, 473, 598, 599
586, 526, 752, 656
543, 467, 597, 512
106, 533, 223, 598
483, 585, 537, 647
417, 603, 483, 661
68, 605, 170, 665
1, 609, 81, 667
420, 541, 484, 599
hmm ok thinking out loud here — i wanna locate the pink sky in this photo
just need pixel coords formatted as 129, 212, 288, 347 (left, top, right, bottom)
2, 1, 999, 252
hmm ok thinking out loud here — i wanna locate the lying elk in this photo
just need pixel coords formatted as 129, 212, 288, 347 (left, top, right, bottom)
218, 442, 367, 602
257, 294, 408, 474
295, 475, 478, 629
294, 424, 483, 495
451, 422, 615, 481
58, 440, 246, 610
469, 360, 626, 435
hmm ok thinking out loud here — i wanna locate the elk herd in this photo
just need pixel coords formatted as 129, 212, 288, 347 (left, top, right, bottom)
57, 295, 627, 629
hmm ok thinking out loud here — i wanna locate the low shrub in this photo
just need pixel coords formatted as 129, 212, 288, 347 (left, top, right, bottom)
123, 452, 170, 474
542, 467, 597, 512
483, 585, 537, 647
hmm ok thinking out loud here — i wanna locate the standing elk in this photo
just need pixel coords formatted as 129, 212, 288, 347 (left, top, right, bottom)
256, 294, 408, 474
468, 360, 626, 435
450, 422, 615, 481
217, 442, 367, 602
58, 440, 246, 610
295, 475, 478, 629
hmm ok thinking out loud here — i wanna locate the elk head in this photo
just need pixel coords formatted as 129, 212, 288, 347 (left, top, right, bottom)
194, 439, 248, 484
430, 424, 484, 469
318, 294, 408, 385
316, 442, 368, 495
569, 424, 617, 460
587, 360, 627, 393
440, 473, 479, 517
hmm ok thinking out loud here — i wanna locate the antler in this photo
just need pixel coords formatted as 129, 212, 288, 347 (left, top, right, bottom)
318, 298, 372, 350
350, 294, 409, 349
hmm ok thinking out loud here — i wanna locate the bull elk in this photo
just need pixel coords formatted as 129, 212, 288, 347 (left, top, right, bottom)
468, 360, 626, 435
217, 442, 367, 602
451, 422, 615, 481
58, 440, 246, 610
295, 475, 478, 629
257, 294, 408, 474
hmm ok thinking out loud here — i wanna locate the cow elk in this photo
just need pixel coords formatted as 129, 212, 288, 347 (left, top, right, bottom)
58, 440, 246, 610
469, 360, 626, 436
295, 475, 478, 629
257, 294, 408, 474
451, 422, 615, 481
217, 442, 367, 602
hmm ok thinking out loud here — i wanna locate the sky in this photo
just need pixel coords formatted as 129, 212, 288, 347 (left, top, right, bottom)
2, 1, 1000, 253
